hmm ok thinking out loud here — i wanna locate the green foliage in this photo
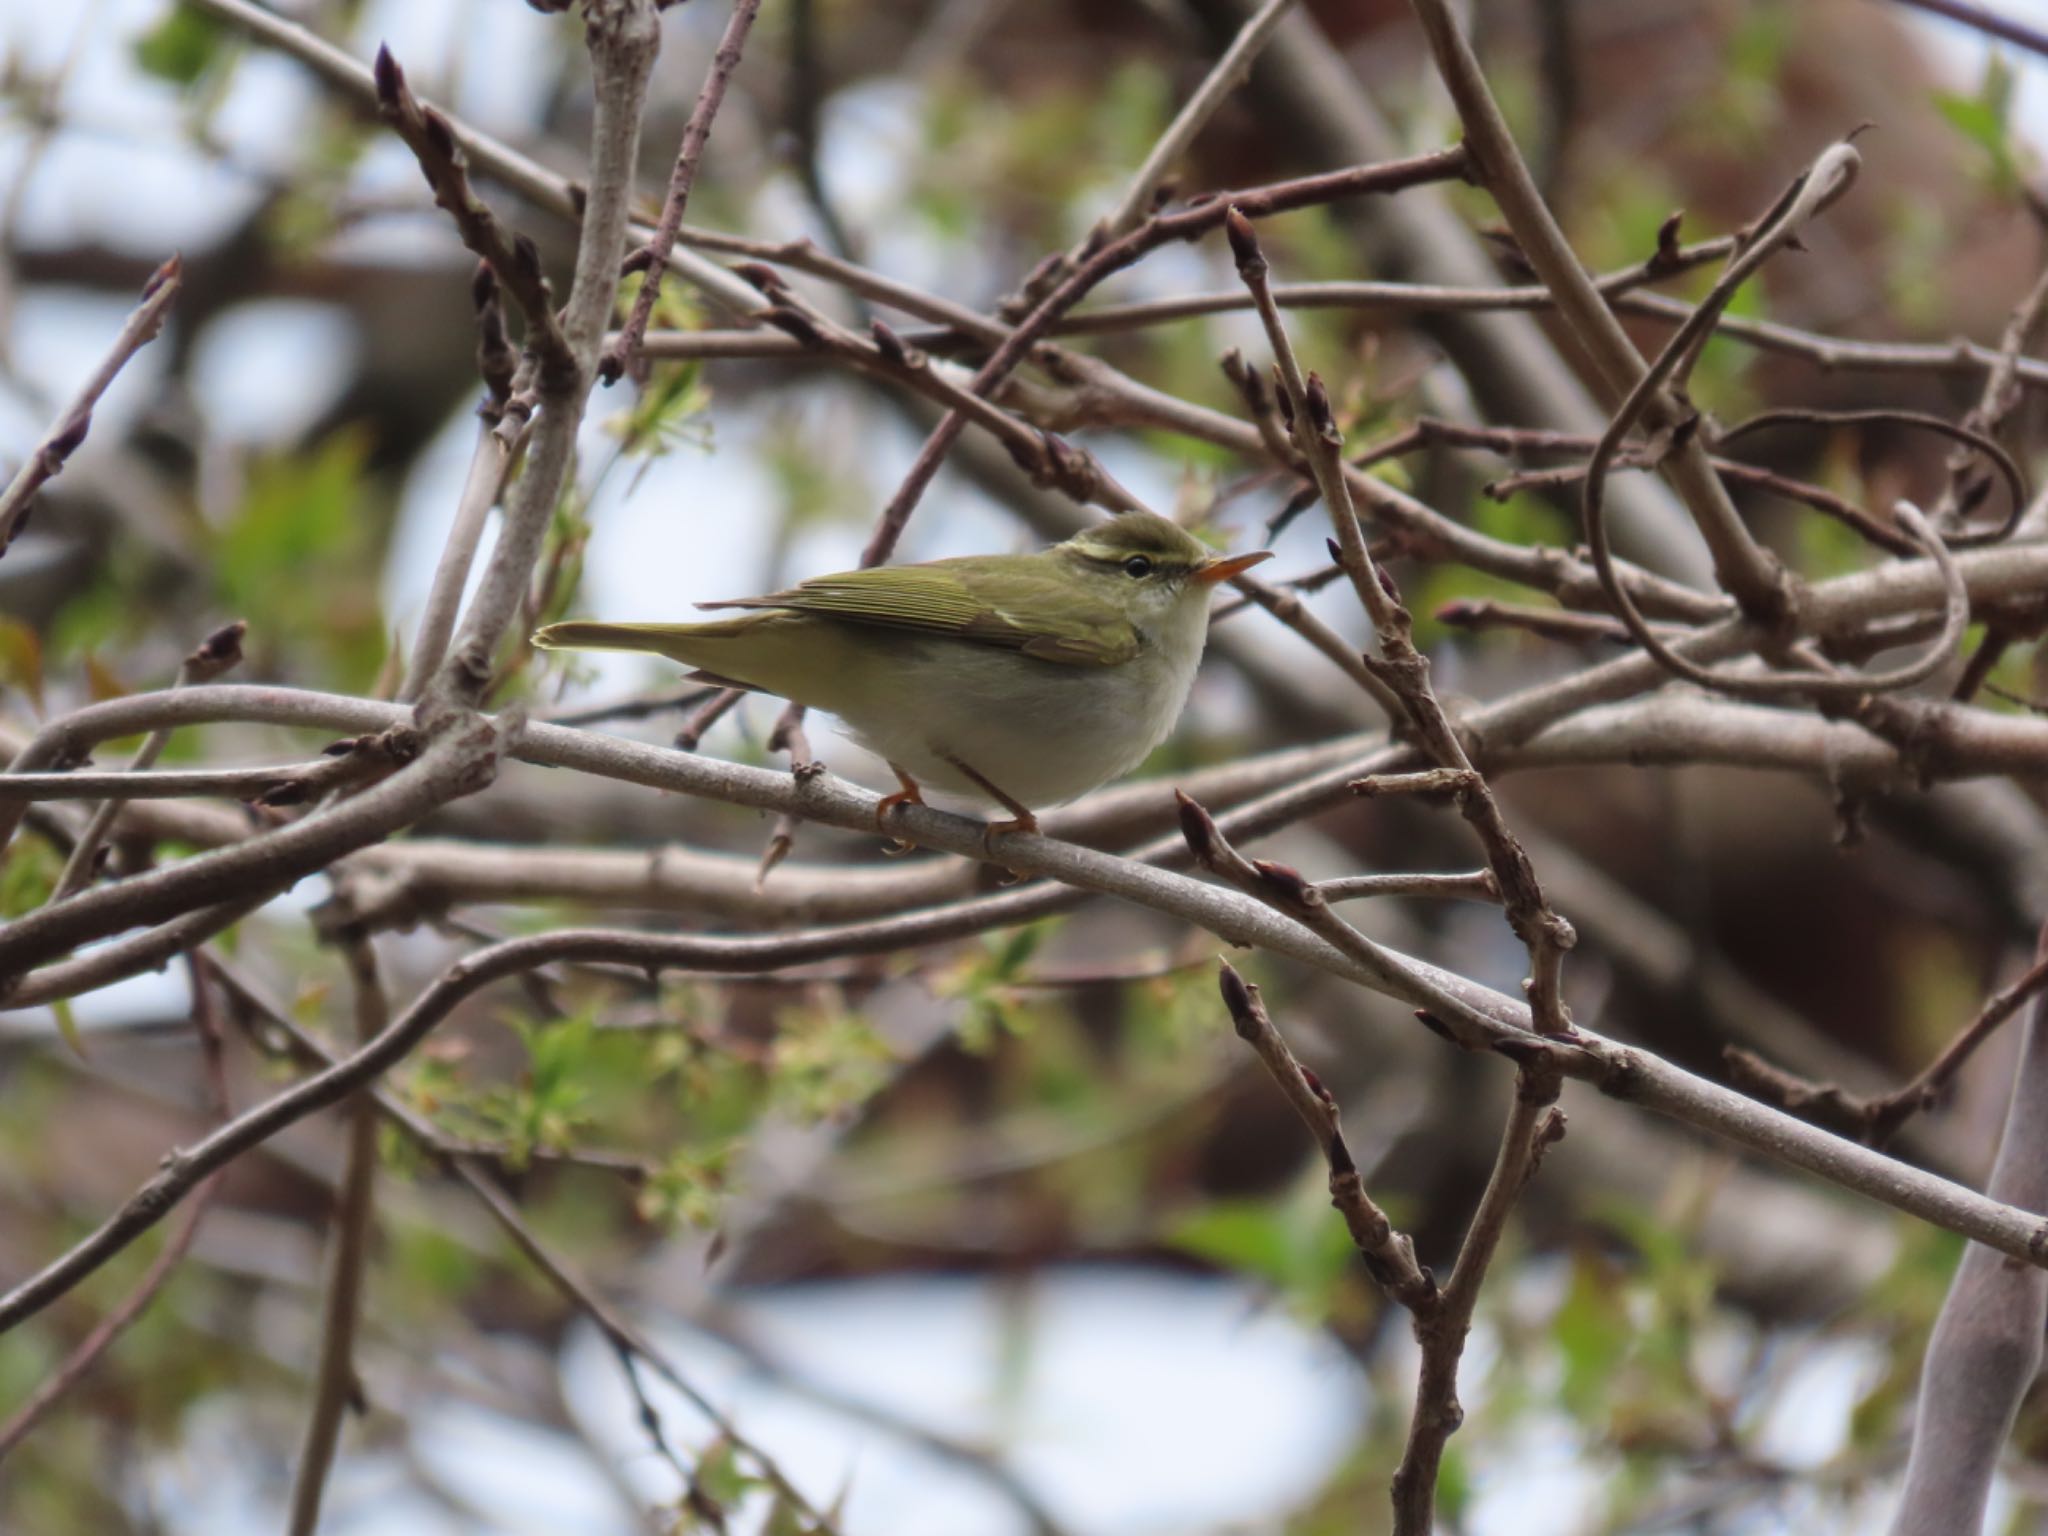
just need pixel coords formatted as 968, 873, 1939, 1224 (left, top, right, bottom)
1892, 926, 1984, 1062
940, 921, 1053, 1054
1166, 1188, 1359, 1323
1848, 1222, 1964, 1449
1541, 1201, 1733, 1514
385, 1222, 483, 1317
1880, 189, 1953, 333
403, 1010, 619, 1167
262, 112, 378, 256
762, 406, 864, 533
636, 1143, 735, 1232
912, 61, 1170, 249
526, 486, 594, 648
1702, 6, 1794, 149
0, 833, 60, 919
1117, 959, 1224, 1060
1934, 52, 2023, 197
132, 2, 229, 86
1983, 634, 2044, 713
770, 1003, 893, 1120
1572, 160, 1686, 274
0, 617, 44, 713
1791, 432, 1885, 579
214, 428, 386, 687
608, 306, 715, 480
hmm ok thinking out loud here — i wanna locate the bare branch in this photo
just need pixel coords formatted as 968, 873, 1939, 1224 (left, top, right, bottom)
1226, 206, 1576, 1032
424, 0, 661, 706
1884, 0, 2048, 58
858, 146, 1469, 568
0, 716, 510, 991
50, 621, 246, 900
373, 47, 572, 379
1317, 870, 1499, 904
1095, 0, 1296, 244
1891, 925, 2048, 1535
399, 267, 523, 703
603, 0, 765, 383
1216, 960, 1437, 1307
286, 934, 385, 1536
0, 255, 181, 558
1393, 1069, 1564, 1530
0, 953, 229, 1461
1404, 0, 1788, 615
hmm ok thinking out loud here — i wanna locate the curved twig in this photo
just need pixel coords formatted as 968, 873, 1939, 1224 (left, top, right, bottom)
1580, 145, 1970, 702
1718, 407, 2029, 548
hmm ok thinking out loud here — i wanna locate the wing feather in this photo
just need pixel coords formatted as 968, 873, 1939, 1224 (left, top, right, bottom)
702, 559, 1138, 667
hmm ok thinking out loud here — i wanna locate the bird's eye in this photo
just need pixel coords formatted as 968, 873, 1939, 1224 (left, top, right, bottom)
1122, 555, 1154, 579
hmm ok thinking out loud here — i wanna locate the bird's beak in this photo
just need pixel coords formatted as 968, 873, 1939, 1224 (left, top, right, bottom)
1192, 550, 1275, 586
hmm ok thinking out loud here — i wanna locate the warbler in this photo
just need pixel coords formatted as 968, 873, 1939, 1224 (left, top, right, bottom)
534, 511, 1270, 837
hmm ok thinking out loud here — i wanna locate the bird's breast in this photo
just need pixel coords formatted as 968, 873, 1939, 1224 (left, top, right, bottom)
833, 633, 1200, 809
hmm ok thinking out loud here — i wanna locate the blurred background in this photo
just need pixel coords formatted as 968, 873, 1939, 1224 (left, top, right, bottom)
3, 0, 2048, 1531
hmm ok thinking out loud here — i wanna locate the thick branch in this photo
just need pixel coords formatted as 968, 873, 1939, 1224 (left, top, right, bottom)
1404, 0, 1785, 614
1891, 925, 2048, 1535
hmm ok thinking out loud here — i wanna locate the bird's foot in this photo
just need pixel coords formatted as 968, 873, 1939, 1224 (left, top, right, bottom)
877, 765, 925, 854
935, 752, 1040, 880
982, 811, 1039, 882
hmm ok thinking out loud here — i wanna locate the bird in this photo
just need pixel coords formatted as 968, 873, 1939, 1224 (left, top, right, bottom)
533, 511, 1271, 842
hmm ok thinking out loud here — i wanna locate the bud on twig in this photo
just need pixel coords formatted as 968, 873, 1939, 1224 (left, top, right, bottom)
184, 620, 247, 683
1175, 788, 1219, 865
1223, 206, 1265, 280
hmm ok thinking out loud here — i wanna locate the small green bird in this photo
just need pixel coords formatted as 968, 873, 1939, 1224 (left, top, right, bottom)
533, 511, 1270, 839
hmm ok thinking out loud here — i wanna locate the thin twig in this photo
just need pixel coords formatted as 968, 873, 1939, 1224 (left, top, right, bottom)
1215, 961, 1436, 1306
0, 255, 181, 557
1578, 148, 1974, 702
602, 0, 766, 383
1393, 1067, 1565, 1531
1436, 599, 1634, 645
1736, 945, 2048, 1148
372, 48, 573, 380
286, 933, 386, 1536
1404, 0, 1787, 616
1884, 0, 2048, 58
400, 265, 522, 703
0, 714, 512, 990
50, 621, 246, 900
1094, 0, 1296, 244
0, 952, 230, 1462
423, 0, 660, 706
1226, 206, 1577, 1033
1718, 406, 2027, 549
857, 146, 1469, 569
1935, 256, 2048, 530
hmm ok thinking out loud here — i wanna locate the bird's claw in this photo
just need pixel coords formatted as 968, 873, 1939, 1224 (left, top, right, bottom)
981, 813, 1038, 882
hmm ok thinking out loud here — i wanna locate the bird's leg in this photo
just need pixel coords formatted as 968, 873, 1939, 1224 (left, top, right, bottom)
941, 753, 1040, 863
876, 763, 926, 854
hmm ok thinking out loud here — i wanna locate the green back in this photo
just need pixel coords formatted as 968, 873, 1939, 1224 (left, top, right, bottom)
704, 554, 1140, 667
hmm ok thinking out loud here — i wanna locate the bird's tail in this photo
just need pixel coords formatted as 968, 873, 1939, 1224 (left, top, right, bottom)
532, 615, 800, 695
533, 619, 732, 663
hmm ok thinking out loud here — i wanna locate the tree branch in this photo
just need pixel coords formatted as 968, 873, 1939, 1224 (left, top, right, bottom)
285, 933, 385, 1536
602, 0, 765, 382
0, 256, 181, 558
1891, 923, 2048, 1535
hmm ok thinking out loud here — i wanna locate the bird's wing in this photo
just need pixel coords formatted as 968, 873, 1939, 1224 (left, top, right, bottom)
702, 558, 1140, 667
